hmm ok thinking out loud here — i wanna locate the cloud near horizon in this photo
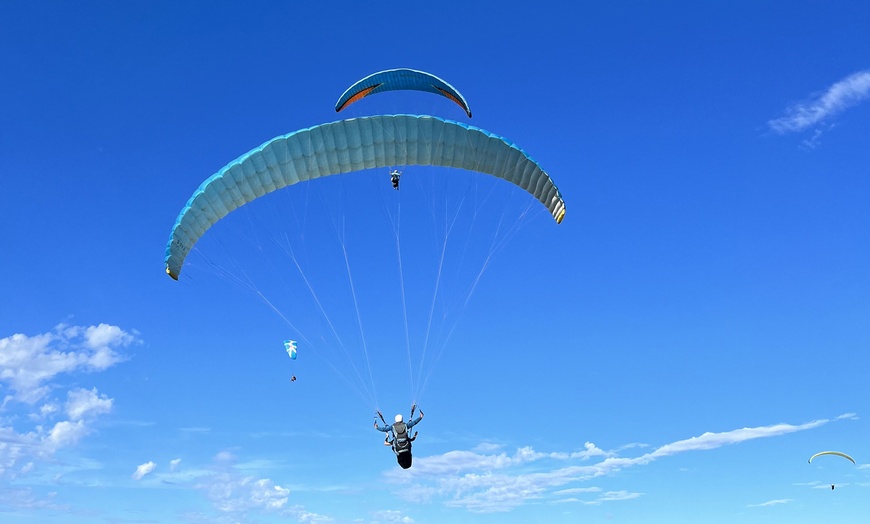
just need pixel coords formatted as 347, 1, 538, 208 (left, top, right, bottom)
748, 498, 792, 507
190, 451, 295, 519
385, 416, 845, 513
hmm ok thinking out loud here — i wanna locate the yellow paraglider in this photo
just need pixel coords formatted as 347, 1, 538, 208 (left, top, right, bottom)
808, 451, 856, 464
808, 451, 856, 490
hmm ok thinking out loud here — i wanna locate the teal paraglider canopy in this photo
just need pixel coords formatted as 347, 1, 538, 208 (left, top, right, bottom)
335, 69, 472, 117
164, 114, 566, 280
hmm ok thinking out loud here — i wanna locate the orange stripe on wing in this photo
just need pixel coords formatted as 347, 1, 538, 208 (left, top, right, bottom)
336, 84, 382, 112
435, 87, 471, 117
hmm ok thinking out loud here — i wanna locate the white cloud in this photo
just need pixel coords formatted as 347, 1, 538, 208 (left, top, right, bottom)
0, 324, 133, 404
800, 126, 829, 149
386, 416, 839, 513
193, 453, 291, 517
749, 498, 792, 507
0, 426, 40, 479
552, 441, 613, 461
0, 324, 136, 481
132, 461, 156, 480
401, 466, 604, 512
371, 509, 415, 523
215, 450, 235, 463
284, 504, 333, 523
83, 324, 135, 351
65, 387, 113, 420
642, 419, 826, 460
46, 420, 89, 451
551, 487, 639, 506
0, 487, 67, 511
600, 490, 641, 502
768, 69, 870, 134
148, 456, 331, 523
199, 472, 290, 513
400, 446, 545, 477
472, 442, 503, 453
28, 402, 59, 421
553, 487, 602, 495
582, 490, 643, 505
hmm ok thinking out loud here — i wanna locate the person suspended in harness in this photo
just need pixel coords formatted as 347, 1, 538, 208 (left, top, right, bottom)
374, 405, 423, 469
390, 170, 401, 190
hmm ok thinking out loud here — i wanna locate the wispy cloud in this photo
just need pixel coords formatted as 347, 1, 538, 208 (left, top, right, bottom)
472, 442, 503, 453
748, 498, 792, 507
284, 504, 333, 523
159, 454, 333, 523
193, 451, 292, 518
553, 487, 602, 495
0, 487, 68, 512
386, 416, 841, 513
553, 488, 642, 505
582, 490, 643, 505
180, 427, 211, 435
768, 69, 870, 142
371, 509, 415, 523
132, 461, 156, 480
801, 126, 830, 149
642, 419, 826, 459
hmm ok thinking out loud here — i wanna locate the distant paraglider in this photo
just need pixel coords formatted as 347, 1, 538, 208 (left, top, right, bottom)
285, 340, 298, 382
335, 68, 472, 117
808, 451, 856, 465
808, 450, 856, 490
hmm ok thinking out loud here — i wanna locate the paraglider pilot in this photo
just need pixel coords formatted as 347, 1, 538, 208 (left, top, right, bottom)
375, 405, 423, 469
390, 170, 401, 190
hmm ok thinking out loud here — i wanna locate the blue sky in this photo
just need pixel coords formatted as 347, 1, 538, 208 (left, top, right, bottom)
2, 1, 869, 522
